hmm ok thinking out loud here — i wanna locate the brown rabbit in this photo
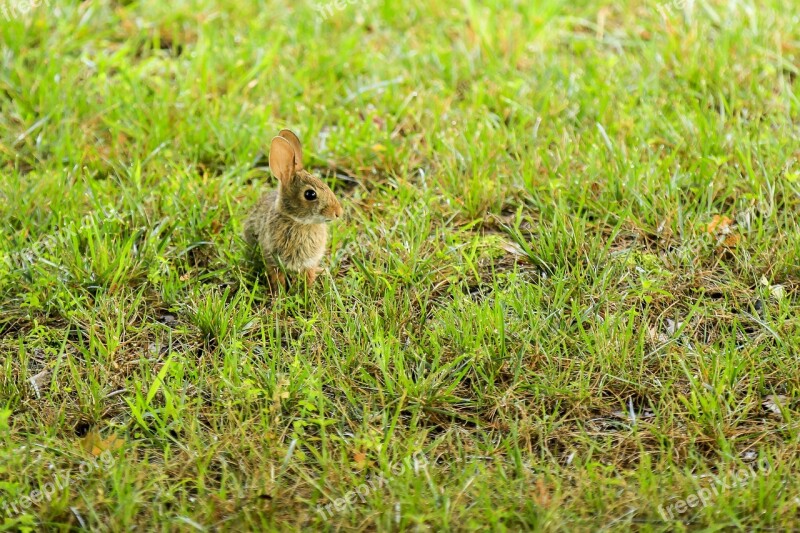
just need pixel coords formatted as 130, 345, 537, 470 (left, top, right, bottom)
244, 130, 343, 289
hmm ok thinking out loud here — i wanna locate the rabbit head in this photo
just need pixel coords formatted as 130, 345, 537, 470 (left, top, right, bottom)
269, 130, 343, 224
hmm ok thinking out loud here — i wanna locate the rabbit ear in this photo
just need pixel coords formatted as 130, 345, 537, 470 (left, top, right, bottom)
269, 136, 296, 187
278, 129, 304, 170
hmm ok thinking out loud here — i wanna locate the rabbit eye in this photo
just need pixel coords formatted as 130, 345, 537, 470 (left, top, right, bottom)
304, 189, 317, 201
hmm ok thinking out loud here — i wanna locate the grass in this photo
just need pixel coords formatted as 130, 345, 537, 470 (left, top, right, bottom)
1, 0, 799, 530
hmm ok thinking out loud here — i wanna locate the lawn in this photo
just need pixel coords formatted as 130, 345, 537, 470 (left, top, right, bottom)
1, 0, 799, 530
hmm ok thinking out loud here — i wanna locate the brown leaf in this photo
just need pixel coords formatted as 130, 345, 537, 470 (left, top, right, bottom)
707, 215, 733, 234
534, 477, 550, 506
353, 452, 368, 468
81, 431, 124, 456
722, 233, 741, 247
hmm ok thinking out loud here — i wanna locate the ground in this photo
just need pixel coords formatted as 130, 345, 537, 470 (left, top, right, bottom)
1, 0, 799, 530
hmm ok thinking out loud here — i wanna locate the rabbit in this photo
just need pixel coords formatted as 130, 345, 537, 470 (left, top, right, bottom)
244, 130, 343, 289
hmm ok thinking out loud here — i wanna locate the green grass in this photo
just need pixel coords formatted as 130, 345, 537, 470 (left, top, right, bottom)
1, 0, 799, 530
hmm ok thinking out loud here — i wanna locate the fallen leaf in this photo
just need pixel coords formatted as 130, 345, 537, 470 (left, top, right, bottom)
534, 477, 550, 506
501, 240, 527, 257
81, 431, 124, 456
707, 214, 740, 247
722, 233, 741, 247
707, 215, 733, 234
770, 284, 786, 300
762, 395, 788, 416
353, 451, 367, 468
665, 318, 683, 336
28, 369, 51, 399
